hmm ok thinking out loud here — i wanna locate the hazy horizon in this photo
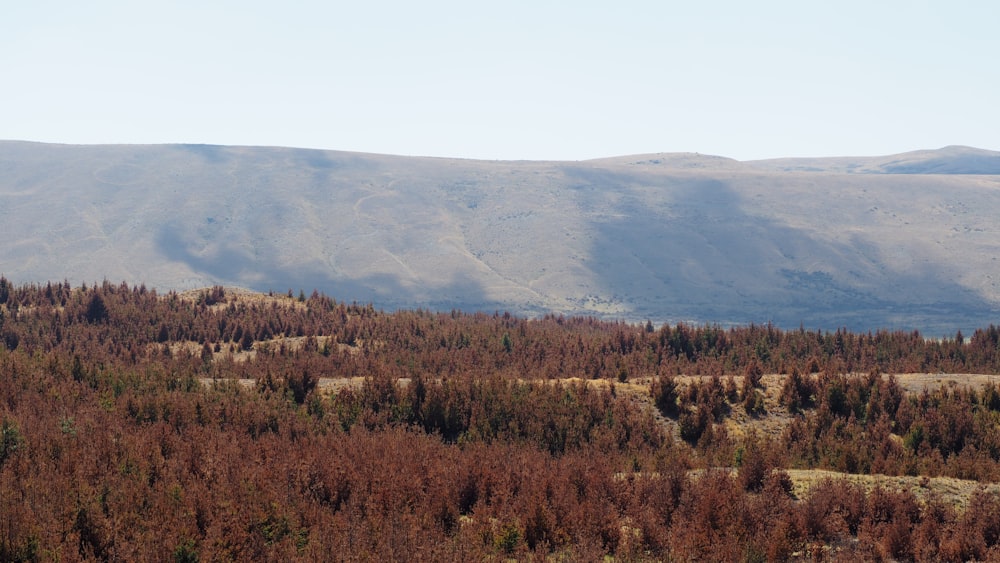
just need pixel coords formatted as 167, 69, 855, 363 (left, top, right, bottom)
3, 2, 998, 162
2, 138, 997, 164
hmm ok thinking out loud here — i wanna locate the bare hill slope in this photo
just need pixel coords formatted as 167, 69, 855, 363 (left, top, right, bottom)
2, 141, 999, 333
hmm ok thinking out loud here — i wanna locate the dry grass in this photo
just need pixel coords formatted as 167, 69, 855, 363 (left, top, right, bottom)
197, 369, 1000, 443
784, 468, 1000, 511
155, 335, 363, 364
616, 468, 1000, 513
177, 287, 309, 311
891, 372, 1000, 393
628, 372, 1000, 442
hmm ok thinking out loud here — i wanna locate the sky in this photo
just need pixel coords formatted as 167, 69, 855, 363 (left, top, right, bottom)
3, 1, 998, 161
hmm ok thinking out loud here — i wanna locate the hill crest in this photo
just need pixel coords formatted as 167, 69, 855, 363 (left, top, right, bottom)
2, 141, 999, 333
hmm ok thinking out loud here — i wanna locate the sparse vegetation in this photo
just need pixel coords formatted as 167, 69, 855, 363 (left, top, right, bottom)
5, 142, 1000, 335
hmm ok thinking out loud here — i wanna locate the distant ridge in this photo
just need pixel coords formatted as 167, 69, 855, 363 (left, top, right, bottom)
2, 141, 999, 334
750, 145, 1000, 174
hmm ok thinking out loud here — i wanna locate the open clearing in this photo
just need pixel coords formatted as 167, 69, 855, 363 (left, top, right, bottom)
783, 468, 1000, 510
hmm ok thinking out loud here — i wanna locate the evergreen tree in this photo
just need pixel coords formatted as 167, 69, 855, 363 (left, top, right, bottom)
84, 294, 109, 324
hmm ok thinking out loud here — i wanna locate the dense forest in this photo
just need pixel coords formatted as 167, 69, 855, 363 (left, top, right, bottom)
3, 279, 1000, 561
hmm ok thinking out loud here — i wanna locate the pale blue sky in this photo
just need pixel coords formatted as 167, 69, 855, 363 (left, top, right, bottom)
3, 1, 998, 161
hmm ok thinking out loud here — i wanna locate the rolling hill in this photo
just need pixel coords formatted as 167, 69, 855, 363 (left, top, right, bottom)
2, 140, 999, 333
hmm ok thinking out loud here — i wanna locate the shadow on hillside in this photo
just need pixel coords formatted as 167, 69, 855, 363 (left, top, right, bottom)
154, 223, 499, 313
563, 166, 998, 334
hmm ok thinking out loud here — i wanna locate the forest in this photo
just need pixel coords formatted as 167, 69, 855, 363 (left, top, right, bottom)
3, 278, 1000, 561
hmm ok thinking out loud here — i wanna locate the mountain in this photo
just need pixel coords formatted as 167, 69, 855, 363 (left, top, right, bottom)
2, 141, 999, 333
749, 145, 1000, 175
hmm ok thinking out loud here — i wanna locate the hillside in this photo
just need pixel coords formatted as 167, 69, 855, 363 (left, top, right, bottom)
2, 141, 999, 332
3, 283, 1000, 560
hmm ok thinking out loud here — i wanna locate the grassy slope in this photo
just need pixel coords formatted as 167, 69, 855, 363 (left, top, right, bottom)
3, 142, 1000, 332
